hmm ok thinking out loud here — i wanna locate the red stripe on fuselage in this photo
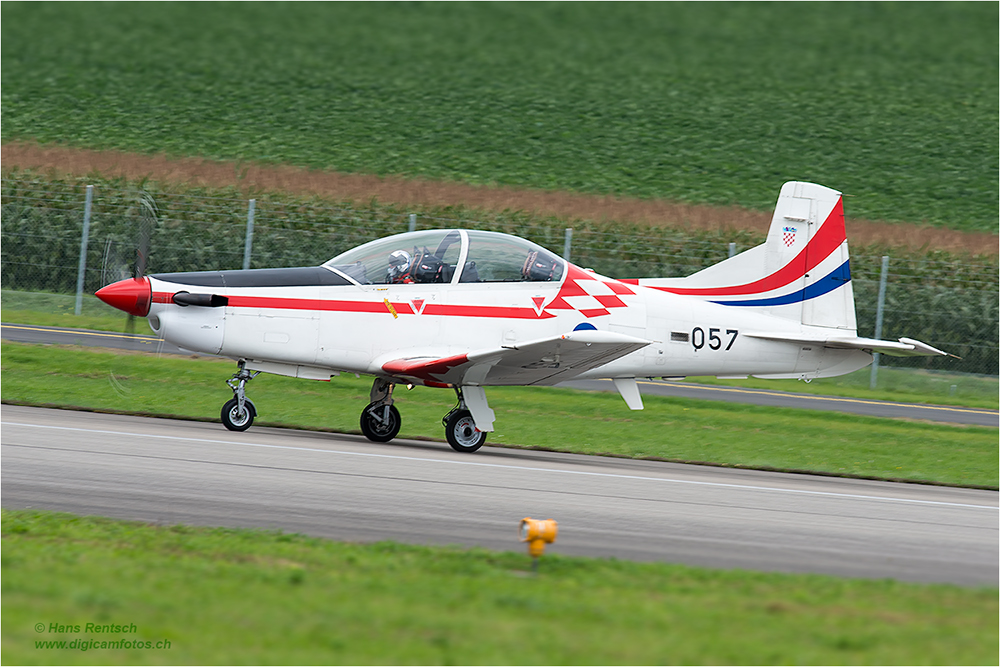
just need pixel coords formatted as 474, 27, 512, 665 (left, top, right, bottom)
224, 296, 416, 315
152, 291, 554, 319
653, 197, 845, 297
422, 303, 555, 319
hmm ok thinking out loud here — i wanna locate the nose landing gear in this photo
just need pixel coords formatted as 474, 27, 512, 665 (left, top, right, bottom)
222, 361, 260, 431
360, 378, 402, 442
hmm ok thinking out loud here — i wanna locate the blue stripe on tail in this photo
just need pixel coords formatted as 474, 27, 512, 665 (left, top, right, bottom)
711, 259, 851, 307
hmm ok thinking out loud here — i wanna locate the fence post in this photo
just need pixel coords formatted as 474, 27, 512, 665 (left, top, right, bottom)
408, 213, 417, 233
243, 199, 256, 270
728, 242, 736, 259
74, 185, 94, 316
869, 255, 890, 389
563, 228, 573, 262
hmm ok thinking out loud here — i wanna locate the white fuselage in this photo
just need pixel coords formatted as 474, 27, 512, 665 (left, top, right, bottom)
146, 267, 871, 385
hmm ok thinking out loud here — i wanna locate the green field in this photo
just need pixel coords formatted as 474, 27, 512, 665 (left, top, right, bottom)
2, 341, 996, 488
2, 2, 997, 230
3, 510, 996, 665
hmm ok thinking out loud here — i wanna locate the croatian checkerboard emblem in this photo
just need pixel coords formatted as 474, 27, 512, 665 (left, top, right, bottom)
782, 226, 797, 247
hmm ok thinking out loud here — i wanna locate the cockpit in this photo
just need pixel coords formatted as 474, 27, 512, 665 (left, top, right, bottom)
323, 230, 565, 285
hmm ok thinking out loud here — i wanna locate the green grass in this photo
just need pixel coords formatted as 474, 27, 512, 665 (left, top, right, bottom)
2, 3, 997, 230
4, 303, 996, 408
2, 291, 135, 332
679, 368, 999, 410
3, 510, 996, 665
2, 341, 996, 488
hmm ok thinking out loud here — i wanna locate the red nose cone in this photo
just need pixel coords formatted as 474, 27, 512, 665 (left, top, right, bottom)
95, 277, 151, 317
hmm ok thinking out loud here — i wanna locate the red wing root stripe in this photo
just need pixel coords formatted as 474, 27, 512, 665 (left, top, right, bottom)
382, 354, 469, 383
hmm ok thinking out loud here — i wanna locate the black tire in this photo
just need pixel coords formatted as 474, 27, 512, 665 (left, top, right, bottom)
221, 398, 256, 432
445, 409, 486, 453
360, 403, 401, 443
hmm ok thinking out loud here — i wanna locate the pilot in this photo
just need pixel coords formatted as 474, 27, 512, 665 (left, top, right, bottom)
387, 250, 414, 284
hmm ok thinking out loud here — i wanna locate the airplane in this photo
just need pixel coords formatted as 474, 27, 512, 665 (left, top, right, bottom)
96, 181, 947, 452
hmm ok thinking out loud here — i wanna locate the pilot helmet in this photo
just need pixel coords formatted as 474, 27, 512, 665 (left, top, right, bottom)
387, 250, 412, 281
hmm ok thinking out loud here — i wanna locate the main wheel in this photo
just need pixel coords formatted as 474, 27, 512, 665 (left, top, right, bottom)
445, 410, 486, 453
360, 403, 401, 443
221, 398, 256, 432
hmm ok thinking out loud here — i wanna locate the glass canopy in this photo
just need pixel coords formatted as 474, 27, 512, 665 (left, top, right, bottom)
324, 230, 564, 285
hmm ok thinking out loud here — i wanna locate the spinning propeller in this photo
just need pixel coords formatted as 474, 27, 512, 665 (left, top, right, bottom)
96, 191, 157, 328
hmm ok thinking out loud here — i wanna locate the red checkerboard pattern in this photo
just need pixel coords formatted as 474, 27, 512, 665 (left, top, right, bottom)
544, 265, 635, 318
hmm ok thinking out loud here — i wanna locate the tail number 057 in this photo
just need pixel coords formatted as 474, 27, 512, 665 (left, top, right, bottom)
692, 327, 738, 351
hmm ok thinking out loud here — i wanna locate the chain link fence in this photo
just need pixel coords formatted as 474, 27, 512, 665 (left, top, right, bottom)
3, 176, 997, 376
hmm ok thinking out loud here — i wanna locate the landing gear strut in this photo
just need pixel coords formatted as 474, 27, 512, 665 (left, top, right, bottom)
443, 387, 487, 453
360, 378, 401, 442
222, 361, 260, 431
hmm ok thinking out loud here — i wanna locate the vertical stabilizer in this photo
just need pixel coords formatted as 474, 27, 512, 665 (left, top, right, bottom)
637, 181, 857, 332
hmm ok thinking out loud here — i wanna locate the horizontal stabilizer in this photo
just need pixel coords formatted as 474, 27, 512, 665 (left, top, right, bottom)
379, 330, 650, 387
744, 331, 949, 357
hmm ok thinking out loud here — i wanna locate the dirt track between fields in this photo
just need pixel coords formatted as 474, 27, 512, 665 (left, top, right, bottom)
3, 141, 996, 254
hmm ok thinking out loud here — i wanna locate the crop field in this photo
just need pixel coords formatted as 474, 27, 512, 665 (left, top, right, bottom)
2, 2, 997, 231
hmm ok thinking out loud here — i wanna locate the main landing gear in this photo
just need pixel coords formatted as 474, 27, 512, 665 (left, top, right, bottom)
360, 380, 487, 453
221, 361, 260, 431
442, 388, 487, 453
360, 378, 402, 442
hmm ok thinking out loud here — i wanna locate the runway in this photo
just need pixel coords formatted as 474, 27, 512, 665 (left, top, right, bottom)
3, 323, 997, 426
3, 405, 996, 587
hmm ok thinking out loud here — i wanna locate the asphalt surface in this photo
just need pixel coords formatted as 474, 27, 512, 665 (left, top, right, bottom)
4, 322, 997, 427
2, 405, 996, 586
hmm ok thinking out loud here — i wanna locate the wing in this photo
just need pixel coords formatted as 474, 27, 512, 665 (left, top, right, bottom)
380, 329, 650, 387
744, 332, 951, 357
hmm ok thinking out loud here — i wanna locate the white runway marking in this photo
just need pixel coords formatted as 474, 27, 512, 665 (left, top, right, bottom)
5, 420, 996, 511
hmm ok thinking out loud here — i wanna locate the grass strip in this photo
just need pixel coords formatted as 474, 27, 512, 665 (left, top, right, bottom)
2, 341, 996, 488
3, 509, 997, 666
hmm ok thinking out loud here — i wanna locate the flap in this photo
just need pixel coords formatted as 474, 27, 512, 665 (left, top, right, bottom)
744, 331, 949, 358
380, 330, 650, 387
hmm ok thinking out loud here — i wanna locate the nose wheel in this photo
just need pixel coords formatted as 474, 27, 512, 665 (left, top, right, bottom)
222, 361, 260, 432
222, 397, 257, 431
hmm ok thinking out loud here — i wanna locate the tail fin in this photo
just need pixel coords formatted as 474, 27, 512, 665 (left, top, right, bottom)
641, 182, 856, 332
